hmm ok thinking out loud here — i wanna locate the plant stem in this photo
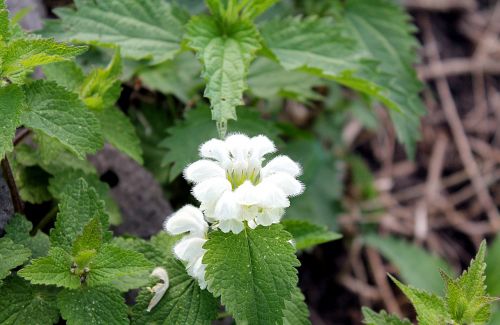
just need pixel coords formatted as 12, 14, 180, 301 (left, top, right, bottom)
31, 205, 58, 235
13, 128, 31, 146
217, 311, 231, 320
1, 156, 24, 213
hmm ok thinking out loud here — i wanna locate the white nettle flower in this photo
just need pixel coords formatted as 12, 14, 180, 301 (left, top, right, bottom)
147, 267, 169, 312
184, 134, 304, 233
164, 205, 208, 289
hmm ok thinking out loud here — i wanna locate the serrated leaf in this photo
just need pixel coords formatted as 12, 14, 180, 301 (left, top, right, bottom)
21, 80, 103, 158
0, 275, 60, 325
57, 286, 128, 325
365, 235, 453, 294
49, 0, 184, 64
160, 106, 282, 181
72, 217, 103, 256
342, 0, 424, 157
186, 15, 261, 131
49, 169, 121, 225
282, 219, 341, 250
1, 38, 86, 83
131, 232, 218, 325
139, 51, 202, 103
19, 246, 80, 289
283, 287, 311, 325
0, 237, 31, 284
95, 106, 143, 164
443, 241, 494, 324
361, 307, 411, 325
261, 16, 424, 157
248, 57, 322, 102
50, 178, 110, 252
486, 236, 500, 296
206, 0, 278, 20
0, 0, 8, 41
4, 214, 50, 259
111, 236, 165, 265
391, 275, 450, 325
85, 244, 153, 291
0, 84, 24, 158
79, 49, 122, 110
204, 224, 299, 325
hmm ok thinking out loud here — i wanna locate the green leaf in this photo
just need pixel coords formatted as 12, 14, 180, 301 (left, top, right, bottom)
365, 234, 453, 294
160, 106, 282, 181
342, 0, 424, 157
4, 214, 50, 259
261, 16, 424, 157
0, 237, 31, 284
486, 236, 500, 296
248, 57, 322, 102
0, 275, 60, 325
0, 84, 24, 158
131, 232, 218, 325
79, 49, 122, 110
283, 287, 311, 325
50, 178, 110, 252
361, 307, 411, 325
72, 217, 103, 256
50, 0, 184, 64
282, 219, 341, 250
57, 286, 128, 325
204, 224, 299, 325
391, 275, 450, 325
1, 38, 87, 83
0, 0, 8, 41
186, 15, 261, 132
43, 61, 86, 92
19, 246, 80, 289
95, 106, 143, 164
21, 80, 104, 158
49, 169, 121, 226
139, 51, 202, 103
86, 244, 154, 291
443, 241, 495, 324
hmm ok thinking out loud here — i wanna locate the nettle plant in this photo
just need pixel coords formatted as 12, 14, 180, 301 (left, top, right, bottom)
1, 0, 497, 324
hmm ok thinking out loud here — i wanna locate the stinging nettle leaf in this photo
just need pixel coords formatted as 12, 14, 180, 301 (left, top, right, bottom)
131, 232, 218, 325
0, 84, 24, 158
204, 224, 300, 325
283, 287, 311, 325
361, 307, 412, 325
49, 0, 185, 64
0, 275, 60, 325
72, 217, 103, 257
0, 237, 31, 284
186, 15, 261, 134
282, 219, 341, 250
21, 80, 104, 159
4, 214, 50, 259
57, 286, 129, 325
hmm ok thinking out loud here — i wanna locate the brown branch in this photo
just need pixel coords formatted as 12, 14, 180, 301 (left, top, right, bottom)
13, 128, 31, 146
404, 0, 476, 11
1, 157, 24, 214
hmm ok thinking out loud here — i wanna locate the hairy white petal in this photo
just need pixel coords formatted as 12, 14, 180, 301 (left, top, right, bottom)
225, 133, 251, 160
192, 178, 231, 204
218, 218, 245, 234
249, 135, 276, 161
164, 205, 208, 237
256, 183, 290, 208
147, 267, 169, 312
255, 208, 283, 226
214, 191, 241, 221
261, 155, 302, 177
262, 172, 304, 196
234, 181, 260, 206
173, 237, 206, 262
199, 138, 230, 164
188, 256, 207, 289
184, 160, 225, 184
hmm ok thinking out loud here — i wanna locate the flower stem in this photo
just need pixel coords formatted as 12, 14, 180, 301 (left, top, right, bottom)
1, 156, 24, 213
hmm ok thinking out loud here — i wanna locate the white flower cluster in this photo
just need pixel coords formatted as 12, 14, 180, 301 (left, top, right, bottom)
164, 134, 303, 288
